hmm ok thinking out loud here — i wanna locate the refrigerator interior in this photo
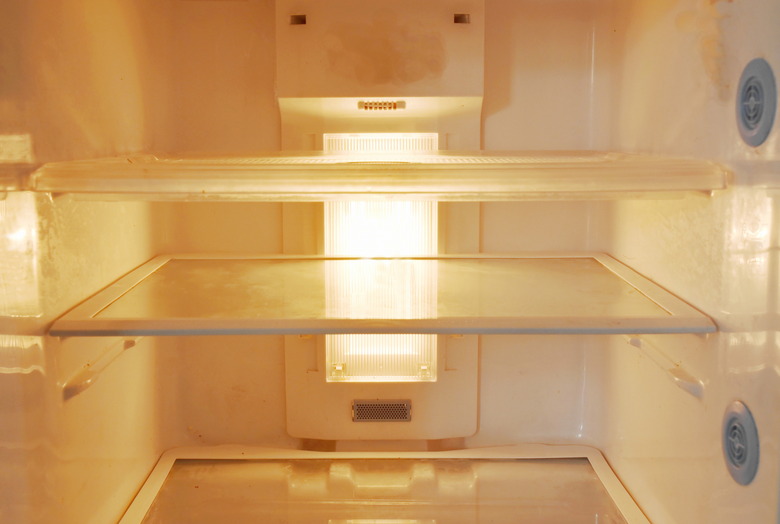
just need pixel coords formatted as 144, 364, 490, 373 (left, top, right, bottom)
1, 0, 778, 523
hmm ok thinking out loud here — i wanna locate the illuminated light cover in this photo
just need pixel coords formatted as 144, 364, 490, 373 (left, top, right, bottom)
327, 334, 436, 383
325, 134, 438, 383
325, 206, 438, 383
323, 132, 437, 156
325, 201, 437, 257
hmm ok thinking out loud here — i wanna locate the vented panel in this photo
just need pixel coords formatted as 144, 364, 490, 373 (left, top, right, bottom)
723, 400, 760, 485
737, 58, 776, 147
357, 100, 407, 111
323, 133, 438, 155
352, 400, 412, 422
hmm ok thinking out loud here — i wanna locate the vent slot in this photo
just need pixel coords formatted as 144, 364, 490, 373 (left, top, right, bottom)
323, 133, 438, 155
353, 400, 412, 422
358, 100, 407, 111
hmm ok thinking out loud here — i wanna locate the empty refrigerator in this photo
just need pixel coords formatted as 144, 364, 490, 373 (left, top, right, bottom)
0, 0, 778, 523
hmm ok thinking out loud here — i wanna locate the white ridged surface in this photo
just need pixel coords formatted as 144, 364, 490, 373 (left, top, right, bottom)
325, 200, 438, 382
324, 201, 437, 257
326, 334, 436, 382
324, 133, 437, 154
324, 260, 438, 320
27, 152, 729, 201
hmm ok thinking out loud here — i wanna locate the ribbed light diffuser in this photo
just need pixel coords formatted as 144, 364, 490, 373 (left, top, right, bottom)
324, 134, 438, 383
323, 132, 437, 156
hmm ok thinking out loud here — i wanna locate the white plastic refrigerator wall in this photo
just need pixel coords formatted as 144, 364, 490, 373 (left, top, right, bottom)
1, 0, 778, 523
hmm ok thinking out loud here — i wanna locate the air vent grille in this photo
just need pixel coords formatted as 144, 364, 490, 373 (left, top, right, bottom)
722, 400, 760, 485
725, 420, 748, 466
358, 100, 406, 111
352, 400, 412, 422
741, 80, 764, 130
737, 58, 776, 147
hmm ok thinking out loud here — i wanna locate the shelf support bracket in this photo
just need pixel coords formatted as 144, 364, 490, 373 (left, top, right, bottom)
62, 337, 140, 401
625, 336, 705, 399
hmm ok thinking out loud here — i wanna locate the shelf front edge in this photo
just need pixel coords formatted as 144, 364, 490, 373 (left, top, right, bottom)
49, 316, 716, 337
30, 153, 729, 201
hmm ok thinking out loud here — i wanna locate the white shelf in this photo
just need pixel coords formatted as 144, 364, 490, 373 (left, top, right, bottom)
119, 445, 651, 524
50, 254, 715, 337
29, 151, 728, 201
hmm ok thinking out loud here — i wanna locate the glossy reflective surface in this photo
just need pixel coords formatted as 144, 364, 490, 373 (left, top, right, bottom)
142, 458, 627, 524
1, 0, 777, 522
30, 151, 727, 201
96, 258, 665, 320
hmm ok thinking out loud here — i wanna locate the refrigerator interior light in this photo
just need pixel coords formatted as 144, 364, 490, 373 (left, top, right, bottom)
323, 132, 438, 157
324, 134, 438, 383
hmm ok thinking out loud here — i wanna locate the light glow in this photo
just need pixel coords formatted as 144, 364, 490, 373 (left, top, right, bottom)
325, 201, 437, 257
325, 207, 438, 383
324, 133, 438, 383
327, 334, 436, 382
325, 259, 437, 320
324, 132, 438, 157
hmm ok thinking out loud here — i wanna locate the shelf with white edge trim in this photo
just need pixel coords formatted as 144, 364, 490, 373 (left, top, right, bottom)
29, 151, 728, 201
50, 253, 715, 337
118, 444, 652, 524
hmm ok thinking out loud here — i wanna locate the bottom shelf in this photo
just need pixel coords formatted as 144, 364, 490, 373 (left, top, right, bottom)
121, 445, 650, 524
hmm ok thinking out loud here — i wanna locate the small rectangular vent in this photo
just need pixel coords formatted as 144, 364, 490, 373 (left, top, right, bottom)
352, 400, 412, 422
358, 100, 406, 111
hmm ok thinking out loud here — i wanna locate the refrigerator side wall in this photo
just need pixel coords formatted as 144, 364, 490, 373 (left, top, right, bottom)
0, 1, 172, 523
600, 1, 780, 522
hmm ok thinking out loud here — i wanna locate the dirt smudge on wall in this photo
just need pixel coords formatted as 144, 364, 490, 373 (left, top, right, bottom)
676, 0, 734, 100
324, 13, 446, 87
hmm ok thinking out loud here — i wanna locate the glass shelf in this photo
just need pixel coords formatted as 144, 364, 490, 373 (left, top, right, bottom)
50, 254, 716, 337
29, 151, 728, 201
143, 458, 624, 523
118, 445, 651, 524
